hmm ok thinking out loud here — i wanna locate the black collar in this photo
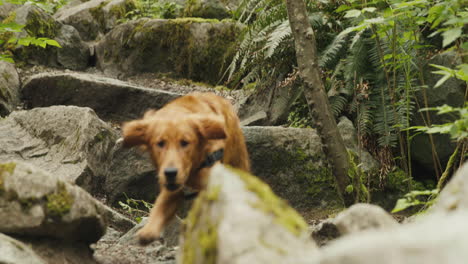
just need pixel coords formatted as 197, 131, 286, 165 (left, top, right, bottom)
199, 148, 224, 169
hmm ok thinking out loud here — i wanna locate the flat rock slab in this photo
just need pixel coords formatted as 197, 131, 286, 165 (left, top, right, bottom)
0, 105, 116, 193
0, 161, 106, 243
22, 72, 181, 121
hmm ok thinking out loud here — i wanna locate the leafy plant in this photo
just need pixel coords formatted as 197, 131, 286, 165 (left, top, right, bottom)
118, 193, 152, 223
0, 0, 62, 62
392, 188, 438, 213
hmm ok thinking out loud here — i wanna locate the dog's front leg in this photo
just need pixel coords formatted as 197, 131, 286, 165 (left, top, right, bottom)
137, 189, 183, 245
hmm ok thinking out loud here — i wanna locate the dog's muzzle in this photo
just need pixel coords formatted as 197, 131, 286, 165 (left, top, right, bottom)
165, 183, 181, 191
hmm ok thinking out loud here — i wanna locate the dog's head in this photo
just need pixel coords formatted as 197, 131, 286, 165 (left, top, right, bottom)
121, 112, 226, 192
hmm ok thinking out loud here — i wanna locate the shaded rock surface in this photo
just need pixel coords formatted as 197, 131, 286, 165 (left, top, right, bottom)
22, 72, 181, 122
12, 4, 90, 70
0, 161, 106, 243
95, 18, 240, 84
0, 105, 116, 192
244, 126, 341, 209
178, 164, 318, 264
315, 212, 468, 264
0, 61, 20, 116
54, 0, 139, 41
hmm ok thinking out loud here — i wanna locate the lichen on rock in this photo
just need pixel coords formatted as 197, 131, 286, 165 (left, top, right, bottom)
46, 181, 74, 218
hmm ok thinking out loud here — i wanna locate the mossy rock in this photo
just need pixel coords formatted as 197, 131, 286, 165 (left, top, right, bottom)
242, 126, 343, 210
179, 164, 317, 264
95, 18, 241, 85
0, 161, 106, 243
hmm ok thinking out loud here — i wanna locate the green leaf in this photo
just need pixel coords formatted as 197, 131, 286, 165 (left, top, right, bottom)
344, 9, 362, 18
434, 73, 452, 88
345, 184, 354, 193
392, 198, 413, 213
442, 27, 462, 47
362, 7, 377, 13
335, 5, 351, 13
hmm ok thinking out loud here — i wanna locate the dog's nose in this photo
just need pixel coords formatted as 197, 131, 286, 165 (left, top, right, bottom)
164, 167, 178, 182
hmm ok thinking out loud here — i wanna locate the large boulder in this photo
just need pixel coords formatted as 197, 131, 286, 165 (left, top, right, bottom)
182, 0, 232, 19
0, 105, 117, 193
411, 51, 466, 175
54, 0, 140, 41
315, 212, 468, 264
0, 161, 106, 243
8, 4, 90, 70
178, 164, 318, 264
244, 126, 342, 210
22, 72, 181, 122
95, 18, 241, 84
0, 61, 20, 116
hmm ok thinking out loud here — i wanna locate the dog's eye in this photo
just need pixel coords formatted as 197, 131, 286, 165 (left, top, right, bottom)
180, 140, 189, 147
156, 140, 165, 148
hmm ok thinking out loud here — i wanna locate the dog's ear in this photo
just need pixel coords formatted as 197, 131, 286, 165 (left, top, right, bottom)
122, 120, 149, 147
195, 116, 226, 140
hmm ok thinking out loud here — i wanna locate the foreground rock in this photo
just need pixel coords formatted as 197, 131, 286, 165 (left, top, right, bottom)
0, 105, 116, 193
0, 234, 46, 264
311, 203, 397, 246
0, 61, 20, 116
54, 0, 139, 41
0, 161, 106, 242
9, 4, 90, 70
95, 18, 241, 84
315, 212, 468, 264
178, 164, 318, 264
431, 162, 468, 213
22, 72, 181, 121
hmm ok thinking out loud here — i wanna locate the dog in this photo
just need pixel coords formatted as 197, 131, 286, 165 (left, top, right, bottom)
122, 92, 250, 245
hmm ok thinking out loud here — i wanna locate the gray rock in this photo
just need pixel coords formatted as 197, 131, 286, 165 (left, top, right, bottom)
11, 4, 90, 70
0, 61, 20, 116
54, 0, 139, 41
0, 2, 20, 20
0, 233, 46, 264
0, 106, 117, 193
95, 18, 241, 84
94, 218, 177, 264
0, 161, 106, 243
182, 0, 230, 19
97, 201, 137, 232
411, 51, 466, 174
22, 72, 181, 122
315, 212, 468, 264
430, 162, 468, 213
311, 204, 397, 246
243, 126, 342, 209
337, 116, 379, 173
333, 203, 398, 235
178, 164, 318, 264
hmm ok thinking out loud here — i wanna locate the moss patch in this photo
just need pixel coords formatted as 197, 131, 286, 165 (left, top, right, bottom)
46, 182, 74, 218
229, 166, 308, 236
23, 8, 59, 38
0, 162, 16, 192
182, 186, 220, 264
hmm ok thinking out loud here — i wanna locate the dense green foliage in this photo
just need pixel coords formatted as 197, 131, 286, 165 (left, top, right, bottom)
229, 0, 466, 190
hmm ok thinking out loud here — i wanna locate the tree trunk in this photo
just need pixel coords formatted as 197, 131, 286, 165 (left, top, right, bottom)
285, 0, 354, 206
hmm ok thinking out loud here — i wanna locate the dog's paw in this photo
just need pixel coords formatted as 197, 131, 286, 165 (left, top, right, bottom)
136, 228, 161, 246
